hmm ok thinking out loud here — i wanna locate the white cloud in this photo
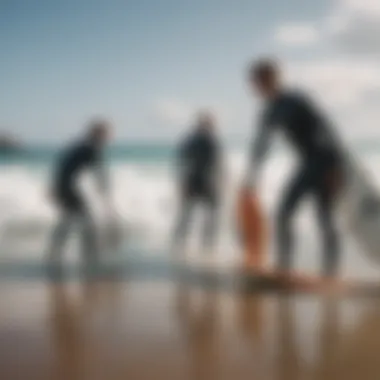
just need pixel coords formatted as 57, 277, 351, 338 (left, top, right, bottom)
285, 60, 380, 108
153, 99, 193, 126
270, 1, 380, 138
281, 59, 380, 138
153, 98, 233, 131
339, 0, 380, 15
274, 23, 320, 46
274, 1, 380, 55
325, 0, 380, 55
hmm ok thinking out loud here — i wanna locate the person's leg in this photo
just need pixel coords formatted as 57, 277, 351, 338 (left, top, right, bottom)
202, 192, 219, 252
277, 167, 312, 273
77, 204, 99, 267
314, 172, 340, 278
47, 210, 73, 264
56, 190, 98, 267
172, 194, 193, 251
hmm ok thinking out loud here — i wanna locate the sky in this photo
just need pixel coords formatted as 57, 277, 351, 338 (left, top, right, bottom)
1, 0, 380, 143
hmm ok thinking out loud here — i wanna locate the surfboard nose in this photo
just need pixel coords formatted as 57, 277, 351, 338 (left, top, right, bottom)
236, 189, 268, 269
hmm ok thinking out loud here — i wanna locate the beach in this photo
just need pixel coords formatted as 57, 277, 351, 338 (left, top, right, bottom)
0, 143, 380, 379
3, 0, 380, 378
1, 273, 380, 380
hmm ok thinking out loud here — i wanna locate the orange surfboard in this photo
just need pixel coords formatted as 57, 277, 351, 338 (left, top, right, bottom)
235, 190, 354, 292
236, 189, 268, 270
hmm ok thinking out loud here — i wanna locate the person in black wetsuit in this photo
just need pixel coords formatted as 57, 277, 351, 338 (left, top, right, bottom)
173, 111, 223, 253
47, 119, 112, 265
245, 59, 344, 279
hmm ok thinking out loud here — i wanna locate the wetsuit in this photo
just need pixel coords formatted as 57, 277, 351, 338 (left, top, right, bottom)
249, 90, 343, 277
173, 128, 222, 249
49, 140, 108, 263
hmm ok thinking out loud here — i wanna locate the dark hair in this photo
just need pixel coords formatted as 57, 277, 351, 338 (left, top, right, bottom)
87, 118, 109, 139
248, 58, 279, 84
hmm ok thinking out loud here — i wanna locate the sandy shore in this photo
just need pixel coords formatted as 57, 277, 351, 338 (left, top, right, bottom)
0, 264, 380, 380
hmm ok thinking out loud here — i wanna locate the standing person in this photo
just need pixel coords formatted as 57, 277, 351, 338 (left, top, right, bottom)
173, 111, 223, 254
244, 59, 345, 281
47, 119, 112, 267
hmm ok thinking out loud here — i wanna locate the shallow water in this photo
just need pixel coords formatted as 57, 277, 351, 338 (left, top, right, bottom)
0, 143, 380, 280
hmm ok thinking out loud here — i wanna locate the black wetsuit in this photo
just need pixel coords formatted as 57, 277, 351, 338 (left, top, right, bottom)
179, 129, 221, 203
250, 90, 343, 276
49, 139, 108, 263
53, 140, 107, 212
174, 128, 222, 248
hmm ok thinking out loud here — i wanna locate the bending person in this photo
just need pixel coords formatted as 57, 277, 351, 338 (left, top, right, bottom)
47, 119, 112, 266
244, 59, 345, 280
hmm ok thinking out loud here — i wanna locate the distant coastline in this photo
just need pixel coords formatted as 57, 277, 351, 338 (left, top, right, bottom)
0, 133, 23, 154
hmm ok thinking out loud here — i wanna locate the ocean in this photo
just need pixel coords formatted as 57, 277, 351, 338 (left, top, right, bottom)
1, 141, 380, 280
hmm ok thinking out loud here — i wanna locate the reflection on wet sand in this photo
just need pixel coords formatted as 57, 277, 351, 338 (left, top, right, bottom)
310, 299, 341, 380
236, 292, 265, 342
327, 301, 380, 380
276, 296, 303, 380
0, 279, 379, 380
49, 284, 84, 380
48, 281, 125, 380
175, 284, 221, 380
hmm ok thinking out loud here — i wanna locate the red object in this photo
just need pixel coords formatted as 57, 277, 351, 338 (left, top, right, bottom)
236, 189, 268, 269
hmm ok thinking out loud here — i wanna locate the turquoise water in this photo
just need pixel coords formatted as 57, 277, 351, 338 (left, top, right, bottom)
0, 143, 177, 166
0, 139, 379, 166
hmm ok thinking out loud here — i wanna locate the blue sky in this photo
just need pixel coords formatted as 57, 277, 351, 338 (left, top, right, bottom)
1, 0, 379, 143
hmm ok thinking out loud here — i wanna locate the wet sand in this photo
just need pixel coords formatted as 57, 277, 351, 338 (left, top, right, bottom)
0, 274, 380, 380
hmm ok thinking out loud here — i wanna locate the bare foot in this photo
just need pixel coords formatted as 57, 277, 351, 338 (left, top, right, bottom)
274, 271, 320, 291
240, 259, 272, 276
318, 278, 349, 295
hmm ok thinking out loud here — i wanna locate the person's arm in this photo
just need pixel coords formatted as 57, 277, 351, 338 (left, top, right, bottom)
93, 150, 111, 201
96, 161, 110, 196
245, 110, 274, 189
176, 138, 190, 186
48, 149, 66, 203
213, 140, 226, 188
